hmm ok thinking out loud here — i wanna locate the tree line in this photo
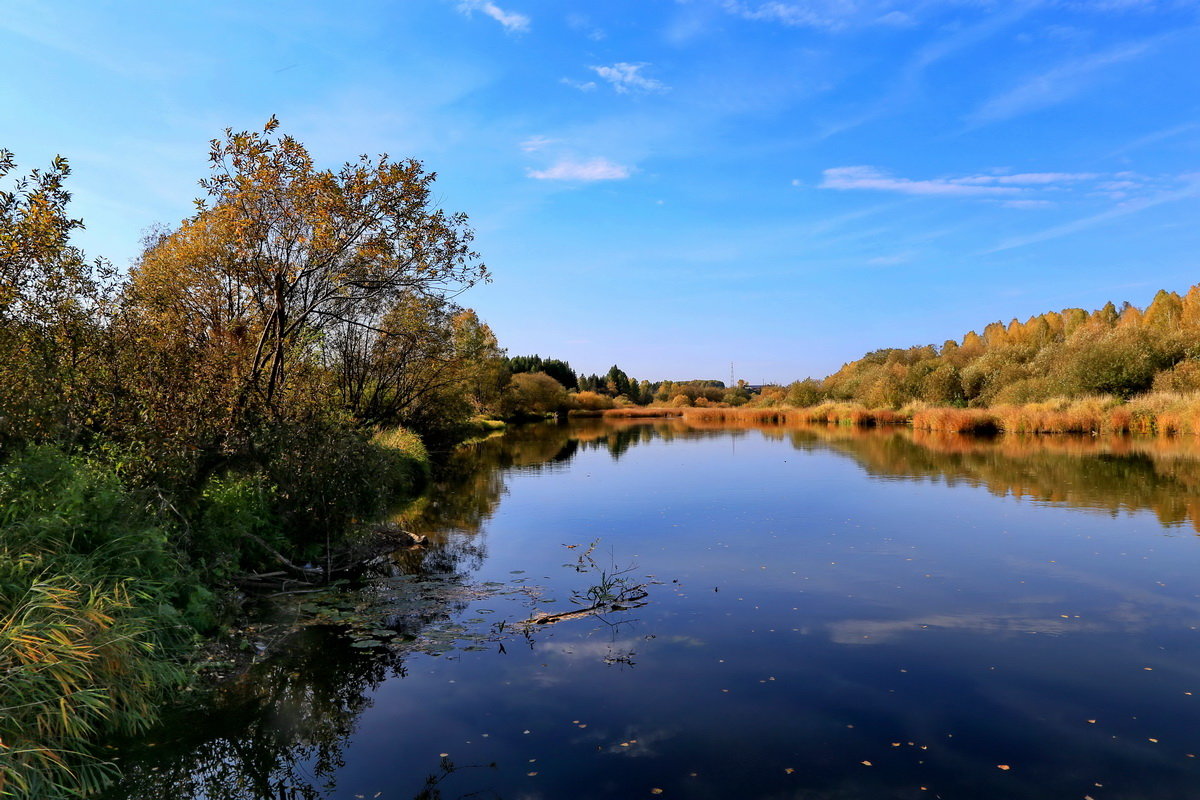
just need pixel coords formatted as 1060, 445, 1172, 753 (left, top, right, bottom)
757, 289, 1200, 410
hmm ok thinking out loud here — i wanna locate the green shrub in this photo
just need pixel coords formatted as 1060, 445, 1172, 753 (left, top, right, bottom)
259, 420, 430, 555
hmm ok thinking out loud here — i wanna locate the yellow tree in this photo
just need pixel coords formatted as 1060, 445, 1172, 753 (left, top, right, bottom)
129, 118, 487, 425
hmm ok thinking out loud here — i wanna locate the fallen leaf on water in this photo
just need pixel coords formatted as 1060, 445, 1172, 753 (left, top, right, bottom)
651, 789, 663, 795
997, 765, 1011, 771
527, 772, 538, 777
1149, 738, 1159, 743
861, 761, 872, 766
785, 768, 795, 774
1087, 720, 1096, 724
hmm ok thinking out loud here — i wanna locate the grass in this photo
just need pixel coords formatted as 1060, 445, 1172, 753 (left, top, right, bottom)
592, 391, 1200, 437
600, 407, 684, 418
676, 404, 907, 427
911, 407, 999, 434
0, 447, 191, 799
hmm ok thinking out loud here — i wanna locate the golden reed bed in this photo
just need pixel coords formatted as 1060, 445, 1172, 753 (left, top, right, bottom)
592, 393, 1200, 436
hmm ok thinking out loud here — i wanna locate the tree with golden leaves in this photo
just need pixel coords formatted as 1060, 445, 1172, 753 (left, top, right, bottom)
129, 117, 487, 425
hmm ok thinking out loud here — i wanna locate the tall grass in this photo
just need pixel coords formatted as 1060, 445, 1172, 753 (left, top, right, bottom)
601, 407, 684, 419
721, 391, 1200, 437
678, 404, 907, 427
0, 447, 190, 799
911, 407, 999, 434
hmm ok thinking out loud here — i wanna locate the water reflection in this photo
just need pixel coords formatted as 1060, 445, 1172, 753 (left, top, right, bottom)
107, 420, 1200, 799
615, 420, 1200, 531
113, 627, 405, 799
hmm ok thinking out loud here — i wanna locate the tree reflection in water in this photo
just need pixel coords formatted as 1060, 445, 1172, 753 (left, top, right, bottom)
109, 419, 1200, 799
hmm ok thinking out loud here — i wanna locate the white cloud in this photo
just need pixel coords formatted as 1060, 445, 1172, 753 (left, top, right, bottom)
456, 0, 530, 32
589, 63, 669, 94
528, 157, 633, 181
820, 166, 1021, 196
560, 77, 598, 92
820, 166, 1120, 198
953, 172, 1098, 185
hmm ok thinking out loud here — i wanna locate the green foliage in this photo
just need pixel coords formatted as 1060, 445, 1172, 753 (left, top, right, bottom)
506, 355, 577, 390
192, 472, 280, 585
502, 372, 568, 418
258, 419, 429, 552
0, 447, 190, 799
0, 131, 464, 796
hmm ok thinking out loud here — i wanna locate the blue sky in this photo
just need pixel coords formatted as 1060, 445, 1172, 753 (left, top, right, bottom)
2, 0, 1198, 383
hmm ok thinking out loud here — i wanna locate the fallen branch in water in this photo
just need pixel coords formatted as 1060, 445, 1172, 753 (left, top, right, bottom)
520, 589, 649, 626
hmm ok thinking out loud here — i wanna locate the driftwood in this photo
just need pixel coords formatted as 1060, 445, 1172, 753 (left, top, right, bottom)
520, 590, 649, 626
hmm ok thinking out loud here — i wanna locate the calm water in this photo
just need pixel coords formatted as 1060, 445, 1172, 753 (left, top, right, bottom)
112, 420, 1200, 799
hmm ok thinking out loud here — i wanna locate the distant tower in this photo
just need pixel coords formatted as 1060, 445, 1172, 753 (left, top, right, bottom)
730, 361, 734, 388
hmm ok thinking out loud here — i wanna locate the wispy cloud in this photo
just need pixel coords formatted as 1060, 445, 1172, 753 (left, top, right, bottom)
456, 0, 530, 32
953, 172, 1098, 185
967, 39, 1158, 126
520, 135, 557, 152
820, 166, 1111, 198
589, 63, 670, 94
815, 3, 1036, 139
820, 166, 1021, 197
718, 0, 850, 29
561, 77, 598, 92
985, 176, 1200, 252
867, 252, 914, 266
715, 0, 923, 30
528, 157, 633, 181
1107, 121, 1200, 158
567, 13, 607, 40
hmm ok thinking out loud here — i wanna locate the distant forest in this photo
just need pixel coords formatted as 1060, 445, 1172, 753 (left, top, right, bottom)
527, 285, 1200, 410
781, 286, 1200, 409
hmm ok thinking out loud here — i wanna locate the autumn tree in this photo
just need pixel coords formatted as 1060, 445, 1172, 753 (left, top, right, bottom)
504, 372, 567, 417
0, 151, 116, 446
128, 117, 486, 429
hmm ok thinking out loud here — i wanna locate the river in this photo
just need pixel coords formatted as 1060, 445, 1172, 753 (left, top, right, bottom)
109, 419, 1200, 799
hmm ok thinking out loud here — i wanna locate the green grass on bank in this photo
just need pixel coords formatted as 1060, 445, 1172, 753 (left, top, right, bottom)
0, 425, 433, 799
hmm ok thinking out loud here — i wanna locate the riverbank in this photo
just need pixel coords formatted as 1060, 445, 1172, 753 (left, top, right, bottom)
0, 426, 432, 799
592, 392, 1200, 436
